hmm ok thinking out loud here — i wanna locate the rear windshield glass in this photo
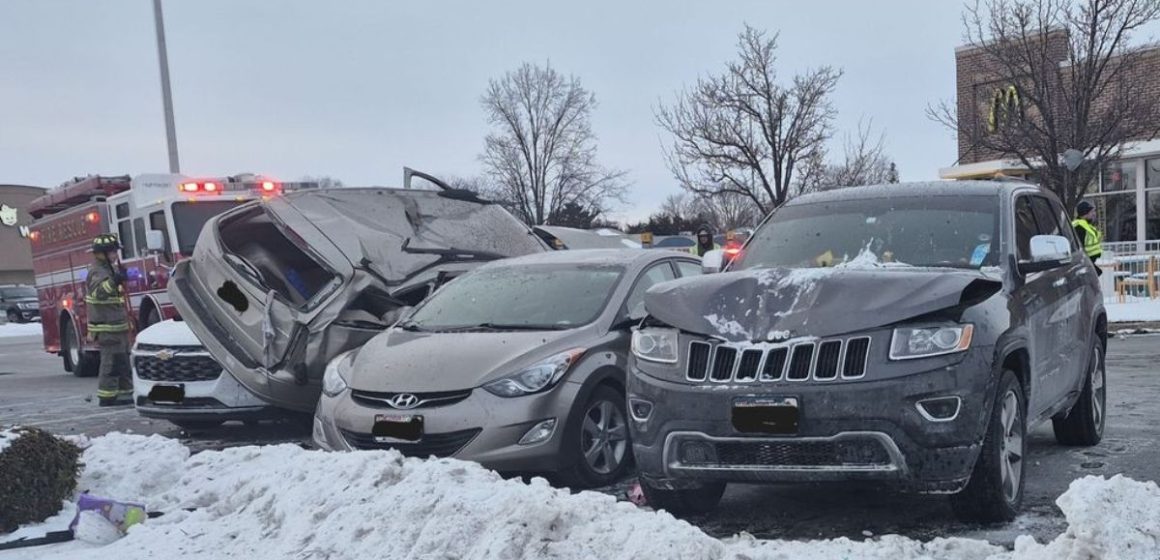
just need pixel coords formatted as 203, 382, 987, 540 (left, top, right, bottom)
172, 200, 248, 255
218, 207, 337, 308
407, 264, 624, 330
735, 195, 1000, 270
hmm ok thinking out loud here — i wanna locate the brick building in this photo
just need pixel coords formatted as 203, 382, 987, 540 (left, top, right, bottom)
0, 184, 46, 285
939, 33, 1160, 251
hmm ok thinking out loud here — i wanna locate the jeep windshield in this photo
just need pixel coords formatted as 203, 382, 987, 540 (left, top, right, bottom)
0, 286, 36, 299
735, 195, 1000, 270
404, 264, 624, 331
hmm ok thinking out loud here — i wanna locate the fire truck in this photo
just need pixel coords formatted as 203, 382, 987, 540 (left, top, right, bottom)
28, 173, 312, 377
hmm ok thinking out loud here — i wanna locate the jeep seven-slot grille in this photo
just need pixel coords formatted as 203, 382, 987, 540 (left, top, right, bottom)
686, 337, 871, 382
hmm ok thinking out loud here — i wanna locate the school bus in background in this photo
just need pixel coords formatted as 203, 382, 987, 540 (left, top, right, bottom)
27, 173, 314, 377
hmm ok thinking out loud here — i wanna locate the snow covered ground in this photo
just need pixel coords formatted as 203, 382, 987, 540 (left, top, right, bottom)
3, 433, 1159, 560
1106, 299, 1160, 323
0, 321, 41, 338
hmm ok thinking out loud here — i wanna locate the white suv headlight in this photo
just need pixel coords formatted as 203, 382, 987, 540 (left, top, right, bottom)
322, 350, 357, 397
890, 325, 974, 360
631, 329, 679, 364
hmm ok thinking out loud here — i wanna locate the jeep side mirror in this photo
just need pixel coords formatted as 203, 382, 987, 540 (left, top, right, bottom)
702, 249, 725, 274
1019, 234, 1072, 273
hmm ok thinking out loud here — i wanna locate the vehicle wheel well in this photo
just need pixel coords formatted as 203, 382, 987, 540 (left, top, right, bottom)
1095, 313, 1107, 349
1001, 349, 1030, 395
58, 310, 73, 339
138, 298, 158, 326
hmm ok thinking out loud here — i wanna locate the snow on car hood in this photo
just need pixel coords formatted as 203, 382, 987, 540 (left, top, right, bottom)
645, 257, 1001, 342
349, 329, 575, 392
133, 319, 202, 347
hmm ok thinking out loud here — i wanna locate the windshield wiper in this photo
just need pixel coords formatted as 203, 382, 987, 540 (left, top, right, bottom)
395, 320, 425, 332
432, 322, 570, 332
400, 238, 505, 261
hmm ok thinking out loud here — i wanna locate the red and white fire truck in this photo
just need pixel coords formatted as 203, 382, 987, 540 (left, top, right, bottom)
28, 173, 310, 377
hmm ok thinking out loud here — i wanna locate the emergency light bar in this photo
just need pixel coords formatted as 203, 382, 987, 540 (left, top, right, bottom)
178, 180, 287, 194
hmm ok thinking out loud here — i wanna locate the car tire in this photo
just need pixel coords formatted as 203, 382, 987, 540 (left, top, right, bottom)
6, 309, 20, 323
951, 370, 1025, 522
63, 320, 99, 378
554, 385, 632, 489
1052, 339, 1106, 447
172, 420, 224, 431
639, 478, 726, 517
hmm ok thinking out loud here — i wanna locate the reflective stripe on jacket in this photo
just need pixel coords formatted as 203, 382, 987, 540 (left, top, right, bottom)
1072, 218, 1102, 258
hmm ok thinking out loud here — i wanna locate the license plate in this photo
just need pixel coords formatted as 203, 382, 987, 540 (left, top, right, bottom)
732, 397, 799, 435
373, 414, 423, 442
148, 384, 184, 404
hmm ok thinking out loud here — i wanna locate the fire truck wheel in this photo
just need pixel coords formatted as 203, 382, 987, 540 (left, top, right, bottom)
62, 320, 99, 378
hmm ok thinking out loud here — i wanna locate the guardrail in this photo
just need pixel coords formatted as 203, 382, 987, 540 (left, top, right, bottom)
1097, 244, 1159, 305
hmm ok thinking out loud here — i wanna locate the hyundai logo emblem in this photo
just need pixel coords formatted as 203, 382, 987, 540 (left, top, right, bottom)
386, 393, 421, 409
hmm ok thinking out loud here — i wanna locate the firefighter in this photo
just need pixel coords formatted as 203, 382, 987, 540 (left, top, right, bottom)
1072, 200, 1103, 276
688, 224, 720, 257
86, 234, 133, 406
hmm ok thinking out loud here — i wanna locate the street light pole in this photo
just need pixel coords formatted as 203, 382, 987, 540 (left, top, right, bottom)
152, 0, 180, 173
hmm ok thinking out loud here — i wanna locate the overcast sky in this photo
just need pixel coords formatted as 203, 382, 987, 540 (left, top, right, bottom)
1, 0, 968, 222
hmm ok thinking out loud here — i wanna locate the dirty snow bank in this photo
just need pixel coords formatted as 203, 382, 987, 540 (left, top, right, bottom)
1106, 299, 1160, 323
0, 322, 41, 338
5, 434, 1160, 560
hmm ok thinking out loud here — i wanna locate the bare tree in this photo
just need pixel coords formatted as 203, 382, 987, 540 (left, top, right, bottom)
657, 25, 842, 214
480, 62, 628, 225
793, 120, 899, 195
928, 0, 1160, 208
693, 192, 761, 231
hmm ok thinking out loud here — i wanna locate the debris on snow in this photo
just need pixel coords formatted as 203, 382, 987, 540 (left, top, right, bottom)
5, 435, 1160, 560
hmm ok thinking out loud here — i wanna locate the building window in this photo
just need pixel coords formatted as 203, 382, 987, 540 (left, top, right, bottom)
1101, 161, 1135, 192
1146, 159, 1160, 189
1147, 189, 1160, 241
1089, 193, 1136, 243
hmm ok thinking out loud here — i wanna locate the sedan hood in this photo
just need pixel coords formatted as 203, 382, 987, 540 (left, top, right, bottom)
645, 267, 1001, 342
349, 329, 575, 392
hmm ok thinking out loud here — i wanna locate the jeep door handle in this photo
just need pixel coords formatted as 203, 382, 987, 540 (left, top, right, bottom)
1053, 278, 1067, 287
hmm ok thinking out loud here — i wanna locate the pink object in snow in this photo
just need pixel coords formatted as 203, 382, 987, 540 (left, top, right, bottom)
626, 480, 647, 506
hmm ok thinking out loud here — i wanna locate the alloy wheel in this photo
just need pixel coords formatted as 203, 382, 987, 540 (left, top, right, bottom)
1091, 346, 1106, 432
581, 399, 628, 475
999, 389, 1024, 504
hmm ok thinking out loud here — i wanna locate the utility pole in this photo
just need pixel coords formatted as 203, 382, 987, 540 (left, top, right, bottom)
152, 0, 180, 173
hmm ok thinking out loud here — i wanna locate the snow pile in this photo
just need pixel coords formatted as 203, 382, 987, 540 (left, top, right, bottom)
0, 427, 18, 455
1106, 299, 1160, 323
6, 435, 1160, 560
0, 322, 41, 338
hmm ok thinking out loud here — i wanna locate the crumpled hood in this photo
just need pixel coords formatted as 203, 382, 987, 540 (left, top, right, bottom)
644, 267, 1001, 342
349, 329, 574, 392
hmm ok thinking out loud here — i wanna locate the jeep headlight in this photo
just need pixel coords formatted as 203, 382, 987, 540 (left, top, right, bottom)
322, 350, 356, 397
483, 349, 586, 398
631, 328, 679, 364
890, 325, 974, 360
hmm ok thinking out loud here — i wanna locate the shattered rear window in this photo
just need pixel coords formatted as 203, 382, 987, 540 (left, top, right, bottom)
736, 195, 1000, 270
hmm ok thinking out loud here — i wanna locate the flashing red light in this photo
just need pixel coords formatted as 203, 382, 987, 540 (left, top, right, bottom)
723, 243, 743, 259
181, 182, 199, 192
203, 182, 219, 192
29, 230, 41, 241
85, 211, 100, 224
61, 298, 72, 310
260, 181, 277, 192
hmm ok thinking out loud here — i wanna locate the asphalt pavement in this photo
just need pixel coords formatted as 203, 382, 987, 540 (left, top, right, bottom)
1, 332, 1156, 547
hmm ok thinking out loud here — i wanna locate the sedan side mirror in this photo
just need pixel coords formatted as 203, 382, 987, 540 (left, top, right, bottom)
1019, 234, 1072, 274
702, 249, 725, 274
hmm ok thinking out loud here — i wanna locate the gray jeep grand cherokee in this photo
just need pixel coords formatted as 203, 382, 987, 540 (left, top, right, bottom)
628, 181, 1106, 522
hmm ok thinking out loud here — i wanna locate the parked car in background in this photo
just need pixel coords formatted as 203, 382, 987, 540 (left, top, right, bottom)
0, 285, 39, 323
629, 181, 1106, 522
651, 236, 695, 250
313, 249, 702, 488
133, 319, 279, 430
171, 181, 550, 413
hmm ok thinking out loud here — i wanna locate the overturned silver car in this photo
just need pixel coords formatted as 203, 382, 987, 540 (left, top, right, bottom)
169, 185, 549, 412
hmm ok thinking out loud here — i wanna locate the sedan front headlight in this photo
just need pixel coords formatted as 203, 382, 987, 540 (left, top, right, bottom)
322, 350, 357, 397
890, 324, 974, 360
483, 349, 586, 398
631, 328, 679, 364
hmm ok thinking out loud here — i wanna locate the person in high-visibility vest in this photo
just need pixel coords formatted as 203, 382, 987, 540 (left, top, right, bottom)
1072, 200, 1103, 276
688, 224, 720, 257
86, 234, 133, 406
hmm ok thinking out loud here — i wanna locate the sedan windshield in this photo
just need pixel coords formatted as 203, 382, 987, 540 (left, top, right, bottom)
406, 264, 624, 330
735, 195, 1000, 270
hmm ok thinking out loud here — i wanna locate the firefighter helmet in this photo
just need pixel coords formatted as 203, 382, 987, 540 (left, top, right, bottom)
90, 234, 122, 253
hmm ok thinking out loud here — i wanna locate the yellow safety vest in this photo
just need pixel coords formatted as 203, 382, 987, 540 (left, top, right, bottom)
1071, 218, 1102, 258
